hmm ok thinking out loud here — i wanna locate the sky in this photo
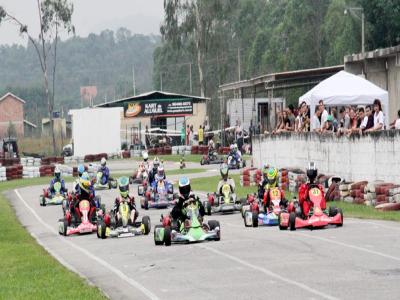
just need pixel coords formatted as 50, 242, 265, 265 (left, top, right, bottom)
0, 0, 164, 45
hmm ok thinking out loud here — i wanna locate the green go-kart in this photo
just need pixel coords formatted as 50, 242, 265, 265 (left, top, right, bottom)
93, 171, 117, 190
39, 182, 66, 206
154, 198, 221, 246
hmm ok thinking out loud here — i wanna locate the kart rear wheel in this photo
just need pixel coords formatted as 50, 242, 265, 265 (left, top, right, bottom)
141, 216, 151, 235
289, 212, 296, 231
252, 211, 258, 227
154, 225, 164, 245
97, 221, 107, 239
200, 159, 204, 165
40, 196, 46, 206
144, 198, 149, 210
329, 206, 338, 217
204, 201, 211, 216
164, 226, 172, 246
278, 213, 288, 230
337, 208, 343, 227
59, 219, 68, 236
208, 220, 220, 241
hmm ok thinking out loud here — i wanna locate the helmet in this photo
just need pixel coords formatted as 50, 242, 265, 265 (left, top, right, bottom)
230, 145, 234, 151
153, 157, 160, 169
118, 176, 130, 198
266, 167, 278, 187
234, 143, 238, 150
142, 151, 149, 161
101, 157, 107, 166
306, 162, 318, 183
327, 115, 334, 122
157, 165, 164, 178
220, 163, 229, 180
178, 177, 191, 198
79, 172, 91, 192
77, 164, 85, 177
54, 167, 61, 179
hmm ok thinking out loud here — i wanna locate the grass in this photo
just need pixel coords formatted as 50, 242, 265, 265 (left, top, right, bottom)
185, 175, 400, 222
0, 177, 106, 300
166, 168, 205, 176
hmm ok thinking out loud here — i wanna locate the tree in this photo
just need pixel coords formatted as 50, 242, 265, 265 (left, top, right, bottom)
0, 1, 74, 154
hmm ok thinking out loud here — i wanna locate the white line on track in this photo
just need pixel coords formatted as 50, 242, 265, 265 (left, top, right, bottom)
199, 244, 339, 300
346, 219, 400, 231
14, 189, 160, 300
294, 232, 400, 262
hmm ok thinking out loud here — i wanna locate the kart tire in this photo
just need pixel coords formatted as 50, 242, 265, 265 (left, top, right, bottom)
142, 216, 151, 235
40, 196, 46, 206
328, 206, 338, 217
154, 225, 164, 245
144, 198, 149, 210
252, 211, 258, 227
337, 208, 343, 227
278, 213, 288, 230
289, 212, 296, 231
200, 159, 204, 165
164, 226, 172, 246
97, 221, 107, 239
208, 220, 220, 241
204, 201, 212, 216
59, 219, 68, 236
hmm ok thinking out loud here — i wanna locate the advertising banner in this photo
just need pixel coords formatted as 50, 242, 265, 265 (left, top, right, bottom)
125, 98, 193, 117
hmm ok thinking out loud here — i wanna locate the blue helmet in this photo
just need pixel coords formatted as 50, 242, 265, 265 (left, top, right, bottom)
77, 164, 85, 176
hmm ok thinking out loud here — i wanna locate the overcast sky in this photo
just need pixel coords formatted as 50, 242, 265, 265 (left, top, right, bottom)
0, 0, 164, 45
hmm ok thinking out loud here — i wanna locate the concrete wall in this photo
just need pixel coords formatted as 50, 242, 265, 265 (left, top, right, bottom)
0, 95, 24, 137
253, 131, 400, 183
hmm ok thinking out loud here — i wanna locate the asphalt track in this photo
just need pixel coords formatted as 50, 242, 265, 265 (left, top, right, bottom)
5, 161, 400, 300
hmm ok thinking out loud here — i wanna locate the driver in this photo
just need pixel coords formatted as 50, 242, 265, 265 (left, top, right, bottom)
98, 157, 110, 185
216, 163, 236, 196
171, 177, 205, 225
112, 177, 138, 224
142, 151, 150, 171
148, 157, 160, 186
152, 165, 169, 193
48, 167, 67, 196
257, 166, 287, 211
233, 143, 242, 161
73, 164, 85, 190
298, 162, 326, 217
73, 172, 98, 221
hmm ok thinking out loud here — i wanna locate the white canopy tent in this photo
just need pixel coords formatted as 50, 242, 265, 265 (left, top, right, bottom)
299, 71, 389, 127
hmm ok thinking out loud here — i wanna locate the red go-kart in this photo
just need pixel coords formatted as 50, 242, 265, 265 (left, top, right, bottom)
279, 186, 343, 230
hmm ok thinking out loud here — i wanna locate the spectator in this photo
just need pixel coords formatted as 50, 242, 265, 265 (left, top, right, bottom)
295, 102, 307, 132
366, 99, 384, 132
359, 107, 370, 134
364, 105, 374, 130
330, 108, 339, 132
198, 125, 204, 145
311, 106, 321, 132
319, 100, 328, 129
287, 105, 295, 131
337, 107, 350, 136
322, 115, 335, 133
346, 107, 358, 135
390, 110, 400, 129
189, 125, 194, 145
272, 111, 283, 134
186, 125, 190, 145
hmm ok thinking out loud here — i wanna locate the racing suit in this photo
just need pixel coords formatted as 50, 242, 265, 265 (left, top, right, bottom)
257, 179, 287, 210
148, 167, 158, 187
171, 193, 205, 224
113, 195, 138, 223
298, 183, 326, 217
73, 184, 98, 221
216, 178, 236, 195
48, 177, 67, 196
99, 165, 110, 185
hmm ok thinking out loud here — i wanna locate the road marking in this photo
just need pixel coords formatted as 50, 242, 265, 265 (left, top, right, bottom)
14, 189, 160, 300
199, 244, 339, 300
346, 219, 400, 231
295, 232, 400, 262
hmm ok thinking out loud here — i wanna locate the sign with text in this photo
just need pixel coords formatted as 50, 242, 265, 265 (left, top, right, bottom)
125, 98, 193, 117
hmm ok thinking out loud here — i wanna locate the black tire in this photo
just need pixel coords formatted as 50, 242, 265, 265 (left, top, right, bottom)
97, 221, 107, 239
154, 225, 164, 245
278, 213, 288, 230
208, 220, 220, 241
337, 208, 343, 227
144, 198, 149, 210
200, 159, 204, 165
289, 212, 296, 231
252, 211, 258, 227
141, 216, 151, 234
329, 206, 338, 217
59, 219, 68, 236
40, 196, 46, 206
164, 226, 172, 246
205, 201, 212, 216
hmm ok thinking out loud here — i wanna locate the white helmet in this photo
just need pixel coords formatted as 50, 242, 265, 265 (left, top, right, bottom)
142, 151, 149, 161
101, 157, 107, 166
230, 144, 234, 150
234, 143, 238, 150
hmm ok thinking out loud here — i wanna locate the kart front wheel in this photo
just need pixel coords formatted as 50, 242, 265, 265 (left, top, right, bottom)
208, 220, 220, 241
337, 208, 343, 227
329, 206, 338, 217
141, 216, 151, 235
278, 213, 288, 230
204, 201, 211, 216
164, 226, 172, 246
144, 199, 149, 210
39, 196, 46, 206
289, 212, 296, 231
252, 211, 258, 227
59, 219, 68, 236
97, 221, 107, 239
154, 225, 164, 245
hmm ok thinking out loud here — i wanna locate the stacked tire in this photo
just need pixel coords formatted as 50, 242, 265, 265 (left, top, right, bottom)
279, 169, 288, 191
349, 181, 368, 204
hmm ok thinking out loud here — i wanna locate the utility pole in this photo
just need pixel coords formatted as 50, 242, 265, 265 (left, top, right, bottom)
189, 63, 192, 94
160, 72, 163, 91
237, 47, 241, 81
132, 64, 136, 96
361, 11, 365, 54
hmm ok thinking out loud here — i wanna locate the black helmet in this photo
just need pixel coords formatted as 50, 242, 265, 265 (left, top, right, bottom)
179, 177, 191, 198
306, 162, 318, 183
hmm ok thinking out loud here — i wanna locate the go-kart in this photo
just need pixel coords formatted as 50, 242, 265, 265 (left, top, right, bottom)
58, 199, 104, 236
154, 198, 220, 246
200, 150, 224, 165
39, 182, 66, 206
204, 183, 243, 215
97, 199, 151, 239
243, 188, 284, 227
227, 154, 246, 169
93, 171, 117, 190
140, 179, 177, 210
279, 186, 343, 230
129, 167, 149, 184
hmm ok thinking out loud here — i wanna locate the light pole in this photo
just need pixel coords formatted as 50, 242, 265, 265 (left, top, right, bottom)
344, 7, 365, 54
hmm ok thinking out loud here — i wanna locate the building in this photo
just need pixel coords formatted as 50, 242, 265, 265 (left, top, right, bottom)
96, 91, 209, 145
0, 92, 25, 138
344, 44, 400, 122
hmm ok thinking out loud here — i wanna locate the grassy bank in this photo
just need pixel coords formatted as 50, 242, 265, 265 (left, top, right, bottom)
0, 178, 105, 299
